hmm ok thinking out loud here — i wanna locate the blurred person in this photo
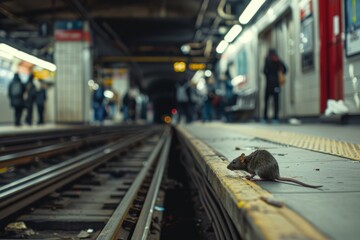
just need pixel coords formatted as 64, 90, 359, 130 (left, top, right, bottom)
263, 48, 287, 123
121, 91, 130, 122
24, 74, 37, 125
35, 81, 47, 125
121, 89, 137, 122
8, 73, 25, 126
128, 89, 137, 121
202, 77, 215, 122
175, 79, 192, 123
107, 89, 119, 120
92, 83, 105, 124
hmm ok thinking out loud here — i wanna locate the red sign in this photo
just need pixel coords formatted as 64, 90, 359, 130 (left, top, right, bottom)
55, 29, 90, 42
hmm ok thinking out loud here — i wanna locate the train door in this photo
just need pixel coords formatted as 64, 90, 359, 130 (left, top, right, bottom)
257, 31, 271, 120
319, 0, 343, 112
276, 16, 293, 119
257, 15, 292, 121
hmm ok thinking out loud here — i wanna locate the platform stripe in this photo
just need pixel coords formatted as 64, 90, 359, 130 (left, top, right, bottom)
177, 126, 328, 240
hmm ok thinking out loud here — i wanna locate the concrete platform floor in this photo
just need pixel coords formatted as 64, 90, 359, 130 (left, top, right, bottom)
181, 122, 360, 240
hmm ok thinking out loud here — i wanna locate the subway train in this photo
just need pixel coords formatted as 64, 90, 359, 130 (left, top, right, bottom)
217, 0, 360, 121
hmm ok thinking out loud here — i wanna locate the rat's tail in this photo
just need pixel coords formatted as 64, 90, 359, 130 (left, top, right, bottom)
276, 177, 322, 188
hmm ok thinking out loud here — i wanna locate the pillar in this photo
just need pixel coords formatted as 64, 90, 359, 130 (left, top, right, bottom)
54, 21, 92, 123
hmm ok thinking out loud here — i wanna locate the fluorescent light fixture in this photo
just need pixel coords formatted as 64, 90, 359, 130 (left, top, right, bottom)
0, 43, 57, 72
224, 25, 243, 43
239, 0, 266, 25
88, 79, 95, 87
0, 49, 14, 60
104, 90, 114, 98
181, 44, 191, 54
204, 70, 212, 77
93, 83, 99, 90
216, 40, 229, 54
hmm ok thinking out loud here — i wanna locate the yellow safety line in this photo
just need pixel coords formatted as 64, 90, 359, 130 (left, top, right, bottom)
177, 126, 328, 240
206, 123, 360, 161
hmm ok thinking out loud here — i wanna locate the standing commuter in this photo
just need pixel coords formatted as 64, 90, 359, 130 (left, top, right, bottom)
262, 48, 287, 123
128, 89, 137, 122
175, 79, 191, 123
24, 73, 37, 125
8, 73, 25, 126
92, 83, 105, 124
36, 81, 47, 125
121, 91, 130, 122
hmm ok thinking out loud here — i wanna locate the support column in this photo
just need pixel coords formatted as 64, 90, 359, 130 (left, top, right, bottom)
54, 21, 92, 123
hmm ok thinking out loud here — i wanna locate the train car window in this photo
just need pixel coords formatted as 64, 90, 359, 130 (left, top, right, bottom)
300, 16, 314, 70
345, 0, 360, 57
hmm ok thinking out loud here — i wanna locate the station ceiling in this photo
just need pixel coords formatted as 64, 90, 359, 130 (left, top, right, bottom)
0, 0, 271, 94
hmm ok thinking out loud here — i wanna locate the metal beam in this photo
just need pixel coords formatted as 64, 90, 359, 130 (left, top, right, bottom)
99, 56, 215, 63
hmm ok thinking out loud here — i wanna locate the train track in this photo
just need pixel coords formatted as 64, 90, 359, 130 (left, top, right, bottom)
0, 125, 171, 239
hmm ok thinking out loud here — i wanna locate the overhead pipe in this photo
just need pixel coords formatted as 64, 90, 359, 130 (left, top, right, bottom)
184, 0, 211, 56
217, 0, 236, 20
195, 0, 210, 29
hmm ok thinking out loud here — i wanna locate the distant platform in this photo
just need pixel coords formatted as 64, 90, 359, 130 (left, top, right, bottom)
0, 124, 79, 135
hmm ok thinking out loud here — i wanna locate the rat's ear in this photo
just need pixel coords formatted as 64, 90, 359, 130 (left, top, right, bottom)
239, 153, 246, 162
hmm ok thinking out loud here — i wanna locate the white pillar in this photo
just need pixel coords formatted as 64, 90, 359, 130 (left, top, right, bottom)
54, 21, 92, 123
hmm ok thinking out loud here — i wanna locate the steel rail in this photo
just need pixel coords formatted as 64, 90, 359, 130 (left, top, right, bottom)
0, 130, 131, 168
0, 128, 162, 220
131, 129, 172, 240
0, 124, 147, 146
96, 127, 171, 240
0, 141, 83, 168
0, 128, 152, 197
0, 127, 96, 145
0, 131, 126, 155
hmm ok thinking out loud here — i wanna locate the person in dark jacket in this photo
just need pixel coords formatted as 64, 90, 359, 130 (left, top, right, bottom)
24, 74, 37, 125
8, 73, 25, 126
36, 81, 47, 125
175, 79, 191, 123
263, 48, 287, 123
92, 83, 105, 124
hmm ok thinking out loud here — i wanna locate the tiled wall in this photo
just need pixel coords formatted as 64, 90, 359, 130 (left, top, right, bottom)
55, 41, 91, 122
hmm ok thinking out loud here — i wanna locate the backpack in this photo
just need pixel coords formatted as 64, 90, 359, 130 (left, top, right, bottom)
10, 81, 22, 97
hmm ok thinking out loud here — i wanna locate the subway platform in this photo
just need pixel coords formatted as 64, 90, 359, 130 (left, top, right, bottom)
176, 122, 360, 240
1, 122, 359, 239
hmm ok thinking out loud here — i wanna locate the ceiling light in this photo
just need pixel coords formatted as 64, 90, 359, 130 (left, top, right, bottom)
239, 0, 266, 25
104, 90, 114, 98
0, 50, 14, 60
0, 43, 57, 72
204, 70, 212, 77
181, 44, 191, 54
216, 40, 229, 54
224, 24, 243, 43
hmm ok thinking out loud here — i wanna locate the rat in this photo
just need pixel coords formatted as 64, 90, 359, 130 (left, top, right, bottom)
227, 149, 322, 188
